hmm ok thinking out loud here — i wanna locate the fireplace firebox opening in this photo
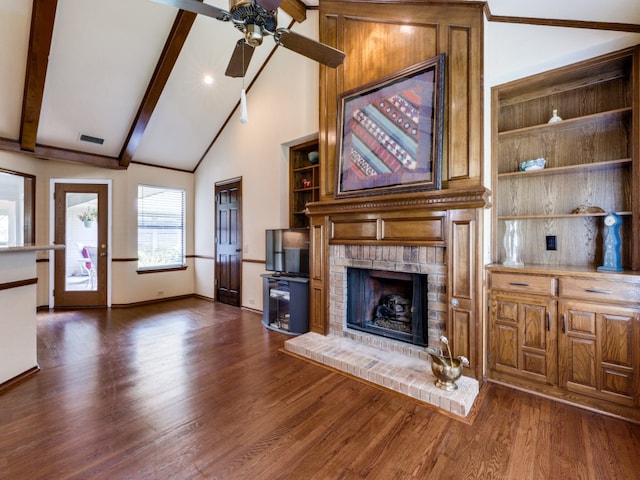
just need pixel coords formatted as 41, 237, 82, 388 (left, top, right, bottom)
346, 267, 428, 346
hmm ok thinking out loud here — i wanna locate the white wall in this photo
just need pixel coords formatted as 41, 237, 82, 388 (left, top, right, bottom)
193, 11, 320, 310
0, 150, 195, 306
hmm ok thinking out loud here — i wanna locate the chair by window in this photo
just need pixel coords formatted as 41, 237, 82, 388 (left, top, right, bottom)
78, 244, 96, 288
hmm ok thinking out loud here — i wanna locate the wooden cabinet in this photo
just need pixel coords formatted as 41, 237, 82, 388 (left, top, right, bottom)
488, 268, 640, 421
491, 46, 638, 270
558, 279, 640, 407
490, 274, 557, 385
488, 46, 640, 421
289, 139, 319, 228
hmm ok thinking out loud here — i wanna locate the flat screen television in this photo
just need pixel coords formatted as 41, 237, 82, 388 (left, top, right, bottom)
265, 228, 310, 277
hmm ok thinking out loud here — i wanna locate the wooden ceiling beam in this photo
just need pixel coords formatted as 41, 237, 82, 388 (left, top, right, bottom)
20, 0, 58, 152
119, 7, 200, 167
0, 137, 124, 170
280, 0, 307, 23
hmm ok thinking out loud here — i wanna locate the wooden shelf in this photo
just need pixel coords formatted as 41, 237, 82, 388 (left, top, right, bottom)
491, 46, 638, 270
497, 107, 631, 137
293, 165, 317, 173
289, 138, 319, 228
498, 211, 632, 220
498, 158, 631, 178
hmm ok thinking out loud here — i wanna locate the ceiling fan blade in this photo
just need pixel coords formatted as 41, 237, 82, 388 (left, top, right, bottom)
256, 0, 283, 11
275, 30, 345, 68
225, 40, 256, 78
150, 0, 230, 21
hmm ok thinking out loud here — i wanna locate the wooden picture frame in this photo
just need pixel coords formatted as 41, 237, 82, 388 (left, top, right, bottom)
336, 54, 445, 198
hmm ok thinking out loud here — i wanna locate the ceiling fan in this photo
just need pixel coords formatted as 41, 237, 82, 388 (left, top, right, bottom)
152, 0, 345, 78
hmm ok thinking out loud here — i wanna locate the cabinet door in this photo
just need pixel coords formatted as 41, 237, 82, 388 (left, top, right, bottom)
558, 301, 639, 406
490, 292, 557, 385
308, 216, 328, 334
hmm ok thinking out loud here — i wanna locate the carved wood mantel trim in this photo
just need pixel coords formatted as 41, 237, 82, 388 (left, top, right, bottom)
305, 186, 491, 218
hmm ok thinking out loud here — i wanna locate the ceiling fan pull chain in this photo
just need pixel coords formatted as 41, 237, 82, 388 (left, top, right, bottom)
240, 89, 249, 124
240, 44, 248, 124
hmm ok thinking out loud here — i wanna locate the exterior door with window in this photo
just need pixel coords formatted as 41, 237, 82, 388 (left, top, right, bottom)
215, 178, 242, 306
54, 183, 108, 307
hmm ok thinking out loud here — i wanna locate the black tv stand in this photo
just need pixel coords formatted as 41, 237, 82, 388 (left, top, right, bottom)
261, 274, 309, 335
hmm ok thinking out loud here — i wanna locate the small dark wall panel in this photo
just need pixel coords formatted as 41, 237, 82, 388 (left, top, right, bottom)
382, 215, 445, 243
331, 218, 378, 242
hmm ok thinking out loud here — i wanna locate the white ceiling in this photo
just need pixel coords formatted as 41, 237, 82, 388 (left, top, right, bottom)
0, 0, 638, 172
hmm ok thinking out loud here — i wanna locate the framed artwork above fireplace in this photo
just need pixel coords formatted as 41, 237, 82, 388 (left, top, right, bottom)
335, 54, 445, 198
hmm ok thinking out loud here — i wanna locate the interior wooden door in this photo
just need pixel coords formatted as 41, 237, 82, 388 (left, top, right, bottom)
54, 183, 108, 307
215, 178, 242, 306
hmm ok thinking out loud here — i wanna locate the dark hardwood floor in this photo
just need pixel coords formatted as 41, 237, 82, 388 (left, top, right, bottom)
1, 298, 639, 479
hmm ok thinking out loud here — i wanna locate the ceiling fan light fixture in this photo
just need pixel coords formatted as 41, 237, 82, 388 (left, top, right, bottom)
158, 0, 345, 80
244, 24, 263, 47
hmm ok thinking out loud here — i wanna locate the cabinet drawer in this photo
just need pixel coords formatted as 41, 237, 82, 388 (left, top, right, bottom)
559, 278, 640, 304
491, 273, 556, 296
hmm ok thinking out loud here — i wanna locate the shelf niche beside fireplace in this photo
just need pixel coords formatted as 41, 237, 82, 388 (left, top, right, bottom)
346, 268, 428, 347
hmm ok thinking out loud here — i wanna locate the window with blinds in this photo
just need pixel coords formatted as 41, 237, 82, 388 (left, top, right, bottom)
137, 185, 185, 269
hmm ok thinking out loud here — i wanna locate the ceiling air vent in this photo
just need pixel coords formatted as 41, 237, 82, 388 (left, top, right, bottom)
79, 134, 104, 145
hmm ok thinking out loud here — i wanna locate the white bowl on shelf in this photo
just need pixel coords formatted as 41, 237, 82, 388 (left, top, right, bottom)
519, 158, 546, 171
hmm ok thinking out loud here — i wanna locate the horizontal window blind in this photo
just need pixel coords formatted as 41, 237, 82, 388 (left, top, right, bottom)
137, 185, 185, 269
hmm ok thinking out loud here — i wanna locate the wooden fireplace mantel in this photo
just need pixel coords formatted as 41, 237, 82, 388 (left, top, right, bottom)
305, 185, 491, 218
306, 186, 491, 248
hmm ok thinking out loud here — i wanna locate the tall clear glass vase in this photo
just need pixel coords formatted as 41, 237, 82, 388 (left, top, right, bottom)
503, 220, 524, 266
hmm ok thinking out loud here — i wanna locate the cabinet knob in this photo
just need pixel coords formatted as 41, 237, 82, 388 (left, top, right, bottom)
451, 298, 459, 307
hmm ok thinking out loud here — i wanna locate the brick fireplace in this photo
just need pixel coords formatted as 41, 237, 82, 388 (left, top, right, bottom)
285, 242, 479, 417
283, 187, 488, 417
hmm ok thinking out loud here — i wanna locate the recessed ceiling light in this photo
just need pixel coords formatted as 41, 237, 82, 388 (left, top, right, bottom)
202, 74, 214, 86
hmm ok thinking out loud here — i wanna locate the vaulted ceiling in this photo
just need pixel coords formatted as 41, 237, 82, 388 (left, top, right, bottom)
1, 0, 638, 173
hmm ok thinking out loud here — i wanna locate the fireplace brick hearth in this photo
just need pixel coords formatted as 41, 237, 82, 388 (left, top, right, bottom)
285, 333, 479, 417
